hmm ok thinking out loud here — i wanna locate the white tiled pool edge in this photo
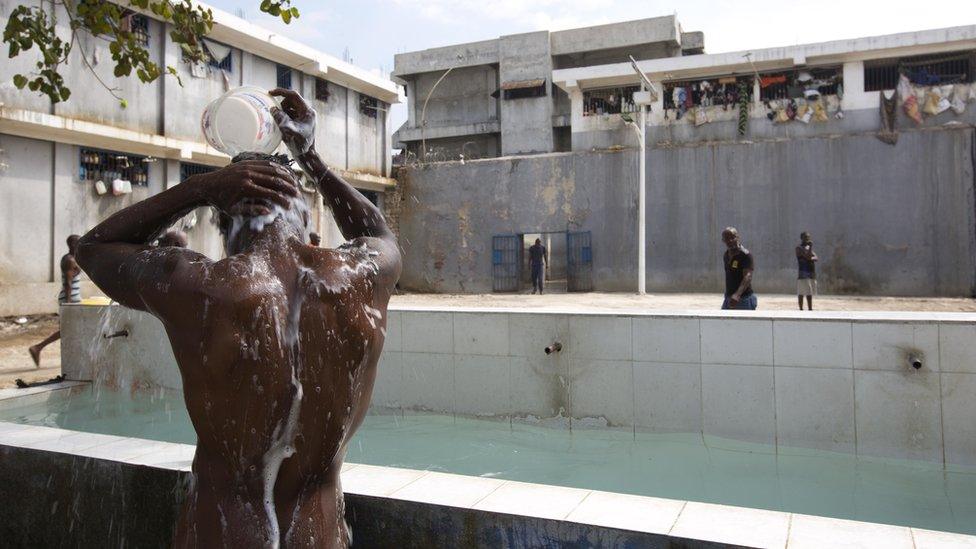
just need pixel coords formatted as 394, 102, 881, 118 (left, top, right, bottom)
1, 421, 973, 549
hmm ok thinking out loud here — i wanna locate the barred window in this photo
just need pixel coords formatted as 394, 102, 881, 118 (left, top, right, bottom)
662, 76, 752, 110
122, 14, 150, 46
360, 190, 379, 206
864, 51, 974, 91
315, 77, 331, 101
757, 67, 841, 101
276, 64, 292, 89
359, 95, 378, 118
204, 41, 233, 71
582, 85, 640, 116
179, 162, 216, 183
79, 148, 150, 186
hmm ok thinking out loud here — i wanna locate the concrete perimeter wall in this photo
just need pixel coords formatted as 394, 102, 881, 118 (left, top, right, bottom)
397, 126, 976, 296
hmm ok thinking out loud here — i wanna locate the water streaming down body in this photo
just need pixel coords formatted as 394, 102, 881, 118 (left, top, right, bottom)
257, 271, 306, 549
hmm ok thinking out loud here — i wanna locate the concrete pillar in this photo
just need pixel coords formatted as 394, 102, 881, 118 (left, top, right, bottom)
498, 31, 554, 155
842, 61, 869, 112
406, 80, 417, 127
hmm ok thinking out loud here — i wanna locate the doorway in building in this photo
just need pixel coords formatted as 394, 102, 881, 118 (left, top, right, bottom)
521, 232, 568, 293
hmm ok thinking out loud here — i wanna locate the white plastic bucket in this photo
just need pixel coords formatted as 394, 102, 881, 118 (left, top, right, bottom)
201, 86, 282, 156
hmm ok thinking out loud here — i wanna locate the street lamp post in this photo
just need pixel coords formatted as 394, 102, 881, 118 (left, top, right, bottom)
420, 67, 454, 163
637, 82, 647, 295
627, 56, 657, 295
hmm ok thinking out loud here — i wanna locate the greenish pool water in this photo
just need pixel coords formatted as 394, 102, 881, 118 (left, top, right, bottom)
1, 388, 974, 535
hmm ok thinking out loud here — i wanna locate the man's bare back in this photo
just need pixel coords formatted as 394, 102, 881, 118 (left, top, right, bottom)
76, 90, 400, 548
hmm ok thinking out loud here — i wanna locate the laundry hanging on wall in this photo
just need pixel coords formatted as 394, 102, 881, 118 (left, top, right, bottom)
877, 90, 899, 145
922, 88, 951, 116
694, 106, 710, 126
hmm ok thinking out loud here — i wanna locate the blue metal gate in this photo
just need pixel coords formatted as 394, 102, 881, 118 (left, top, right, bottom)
566, 231, 593, 292
492, 234, 521, 292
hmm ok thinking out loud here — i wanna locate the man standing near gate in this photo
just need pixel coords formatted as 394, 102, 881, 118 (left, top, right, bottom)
529, 238, 548, 294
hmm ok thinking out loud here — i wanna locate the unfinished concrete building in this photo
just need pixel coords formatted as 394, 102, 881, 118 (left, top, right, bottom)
391, 16, 704, 160
394, 19, 976, 297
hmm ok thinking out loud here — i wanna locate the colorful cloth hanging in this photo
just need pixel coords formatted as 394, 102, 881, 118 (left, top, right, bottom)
760, 75, 787, 88
903, 95, 922, 125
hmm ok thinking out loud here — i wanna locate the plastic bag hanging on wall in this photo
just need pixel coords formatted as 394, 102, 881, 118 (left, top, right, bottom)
694, 106, 709, 127
950, 84, 969, 114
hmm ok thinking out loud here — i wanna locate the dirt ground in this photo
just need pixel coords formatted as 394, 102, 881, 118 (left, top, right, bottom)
1, 292, 973, 389
0, 315, 62, 389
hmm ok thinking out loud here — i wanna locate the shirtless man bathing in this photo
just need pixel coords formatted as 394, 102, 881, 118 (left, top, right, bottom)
76, 89, 400, 548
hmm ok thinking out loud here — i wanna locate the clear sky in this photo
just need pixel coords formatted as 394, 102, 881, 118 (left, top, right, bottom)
207, 0, 976, 133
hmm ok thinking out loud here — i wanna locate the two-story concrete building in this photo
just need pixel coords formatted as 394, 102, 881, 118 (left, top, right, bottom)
391, 16, 704, 160
0, 1, 400, 314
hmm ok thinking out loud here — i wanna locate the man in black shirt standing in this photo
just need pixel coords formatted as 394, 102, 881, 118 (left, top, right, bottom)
529, 238, 548, 294
796, 231, 818, 310
721, 227, 757, 310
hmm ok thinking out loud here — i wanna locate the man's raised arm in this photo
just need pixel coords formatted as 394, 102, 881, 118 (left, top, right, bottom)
76, 161, 298, 313
270, 89, 401, 281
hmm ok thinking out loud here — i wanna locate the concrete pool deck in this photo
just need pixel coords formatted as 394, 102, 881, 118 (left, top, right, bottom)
389, 292, 976, 313
2, 416, 975, 548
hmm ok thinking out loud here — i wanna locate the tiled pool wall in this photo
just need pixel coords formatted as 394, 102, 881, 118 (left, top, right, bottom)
61, 305, 976, 469
0, 421, 742, 548
4, 420, 974, 549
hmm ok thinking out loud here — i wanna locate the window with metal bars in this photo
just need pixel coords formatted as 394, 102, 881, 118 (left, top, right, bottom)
662, 76, 752, 110
315, 77, 331, 101
359, 95, 378, 118
864, 51, 974, 91
276, 64, 292, 89
582, 85, 640, 116
122, 14, 150, 46
360, 190, 379, 206
79, 148, 150, 186
179, 162, 216, 183
758, 67, 841, 101
204, 41, 233, 71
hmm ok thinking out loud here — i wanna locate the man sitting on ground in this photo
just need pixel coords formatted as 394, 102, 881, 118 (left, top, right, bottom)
76, 88, 400, 548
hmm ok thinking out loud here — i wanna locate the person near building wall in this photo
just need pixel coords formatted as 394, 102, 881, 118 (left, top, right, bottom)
28, 235, 82, 367
529, 238, 548, 294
